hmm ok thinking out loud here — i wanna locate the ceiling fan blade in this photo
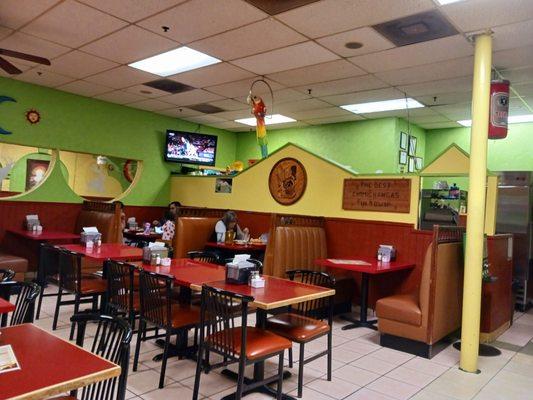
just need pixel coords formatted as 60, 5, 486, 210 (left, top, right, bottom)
0, 48, 51, 66
0, 56, 22, 74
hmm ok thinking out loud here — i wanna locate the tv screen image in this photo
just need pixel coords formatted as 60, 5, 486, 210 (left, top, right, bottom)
165, 130, 217, 166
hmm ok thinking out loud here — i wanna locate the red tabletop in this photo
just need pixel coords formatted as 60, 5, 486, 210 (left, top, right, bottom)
136, 258, 226, 287
0, 297, 15, 314
191, 275, 335, 310
61, 243, 143, 261
123, 230, 162, 241
205, 241, 267, 251
7, 228, 80, 241
0, 324, 120, 400
315, 257, 415, 274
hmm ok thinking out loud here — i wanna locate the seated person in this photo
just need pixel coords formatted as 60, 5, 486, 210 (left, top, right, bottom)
161, 211, 175, 242
153, 201, 181, 226
211, 210, 249, 243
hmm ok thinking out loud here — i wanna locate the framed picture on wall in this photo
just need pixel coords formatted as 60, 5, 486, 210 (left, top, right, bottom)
408, 157, 415, 173
408, 135, 417, 156
215, 178, 232, 193
399, 150, 408, 165
25, 159, 50, 190
400, 131, 408, 150
415, 157, 423, 170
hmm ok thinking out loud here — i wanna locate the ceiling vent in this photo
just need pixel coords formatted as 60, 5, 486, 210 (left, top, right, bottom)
143, 79, 194, 94
188, 104, 226, 114
244, 0, 320, 15
372, 10, 458, 47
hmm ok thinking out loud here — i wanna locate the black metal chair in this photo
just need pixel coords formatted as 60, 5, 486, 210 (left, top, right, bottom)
106, 261, 140, 331
51, 313, 133, 400
193, 285, 290, 400
133, 270, 200, 389
35, 243, 61, 320
266, 270, 335, 398
53, 250, 107, 340
0, 268, 15, 282
0, 280, 40, 326
188, 251, 220, 264
0, 269, 15, 326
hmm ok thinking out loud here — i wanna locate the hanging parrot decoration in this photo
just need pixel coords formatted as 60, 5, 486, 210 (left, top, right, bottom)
247, 93, 268, 158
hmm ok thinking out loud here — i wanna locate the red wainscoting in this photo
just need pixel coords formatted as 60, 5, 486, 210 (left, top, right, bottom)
237, 211, 272, 238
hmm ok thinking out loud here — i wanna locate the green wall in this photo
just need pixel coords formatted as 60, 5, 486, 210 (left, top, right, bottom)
235, 117, 424, 174
396, 119, 426, 172
0, 77, 237, 206
425, 123, 533, 171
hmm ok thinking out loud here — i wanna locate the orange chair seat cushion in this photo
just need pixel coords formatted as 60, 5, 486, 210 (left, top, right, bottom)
0, 252, 28, 273
207, 327, 291, 361
266, 313, 330, 342
376, 293, 422, 326
80, 278, 107, 295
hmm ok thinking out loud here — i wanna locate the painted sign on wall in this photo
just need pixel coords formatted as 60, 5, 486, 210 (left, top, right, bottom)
343, 178, 411, 213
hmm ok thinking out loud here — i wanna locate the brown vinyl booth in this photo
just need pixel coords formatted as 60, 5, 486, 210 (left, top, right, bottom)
0, 252, 28, 282
376, 226, 465, 358
74, 201, 122, 244
263, 214, 355, 313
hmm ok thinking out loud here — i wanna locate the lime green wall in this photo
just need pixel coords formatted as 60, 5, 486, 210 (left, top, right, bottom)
395, 119, 426, 173
235, 117, 424, 174
9, 150, 52, 192
425, 123, 533, 171
0, 77, 237, 205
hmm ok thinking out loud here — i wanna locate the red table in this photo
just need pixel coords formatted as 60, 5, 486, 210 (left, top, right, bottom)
0, 297, 15, 314
0, 324, 120, 400
138, 258, 225, 287
205, 241, 267, 252
123, 230, 162, 242
315, 257, 415, 330
61, 243, 143, 262
7, 229, 80, 241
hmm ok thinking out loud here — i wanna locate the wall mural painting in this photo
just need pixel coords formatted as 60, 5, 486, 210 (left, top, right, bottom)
268, 157, 307, 205
0, 95, 16, 135
25, 159, 50, 190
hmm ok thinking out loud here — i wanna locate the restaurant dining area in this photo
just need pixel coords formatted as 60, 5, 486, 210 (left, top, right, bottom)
1, 1, 533, 399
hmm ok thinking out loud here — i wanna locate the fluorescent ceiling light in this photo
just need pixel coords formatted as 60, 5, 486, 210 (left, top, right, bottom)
129, 47, 220, 77
340, 98, 424, 114
435, 0, 465, 5
235, 114, 296, 126
458, 115, 533, 127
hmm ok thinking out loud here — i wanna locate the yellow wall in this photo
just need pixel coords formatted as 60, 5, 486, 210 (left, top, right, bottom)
171, 144, 420, 225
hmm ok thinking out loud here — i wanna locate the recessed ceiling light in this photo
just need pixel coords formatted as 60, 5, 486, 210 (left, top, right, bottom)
129, 47, 220, 77
435, 0, 465, 5
458, 114, 533, 127
235, 114, 296, 126
340, 98, 424, 114
345, 41, 363, 49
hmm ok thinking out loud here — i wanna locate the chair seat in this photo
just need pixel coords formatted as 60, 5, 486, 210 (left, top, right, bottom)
266, 313, 330, 342
80, 278, 107, 295
207, 327, 291, 361
376, 293, 422, 326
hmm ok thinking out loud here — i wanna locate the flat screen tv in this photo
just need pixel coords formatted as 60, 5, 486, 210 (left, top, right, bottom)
165, 130, 217, 166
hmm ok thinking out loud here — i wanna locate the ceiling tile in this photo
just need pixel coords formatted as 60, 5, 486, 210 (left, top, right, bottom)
158, 107, 203, 118
303, 114, 365, 125
232, 41, 339, 75
419, 121, 461, 129
441, 0, 533, 32
276, 98, 332, 113
430, 103, 471, 119
410, 114, 451, 124
0, 31, 70, 65
296, 75, 388, 97
349, 35, 473, 73
359, 106, 436, 120
169, 63, 254, 88
320, 87, 405, 106
78, 0, 187, 23
316, 27, 395, 57
399, 76, 473, 97
0, 26, 12, 40
271, 88, 310, 104
266, 60, 366, 87
84, 66, 159, 89
284, 106, 352, 120
137, 0, 266, 43
277, 0, 435, 38
0, 0, 61, 29
211, 109, 251, 121
492, 19, 533, 52
375, 57, 474, 86
206, 78, 283, 98
189, 18, 306, 61
45, 50, 118, 78
499, 66, 533, 84
415, 91, 472, 106
14, 68, 74, 87
93, 90, 146, 105
0, 61, 31, 77
56, 80, 113, 96
268, 121, 309, 130
124, 83, 172, 98
493, 45, 533, 70
512, 82, 533, 97
161, 89, 224, 106
208, 98, 247, 111
204, 120, 244, 131
184, 114, 228, 124
127, 98, 174, 111
21, 0, 127, 48
80, 25, 178, 64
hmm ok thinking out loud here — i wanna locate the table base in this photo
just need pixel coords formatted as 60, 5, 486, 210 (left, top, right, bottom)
340, 314, 378, 331
220, 369, 295, 400
153, 335, 197, 362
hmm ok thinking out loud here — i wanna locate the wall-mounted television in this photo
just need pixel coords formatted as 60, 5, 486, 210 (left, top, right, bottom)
165, 130, 217, 166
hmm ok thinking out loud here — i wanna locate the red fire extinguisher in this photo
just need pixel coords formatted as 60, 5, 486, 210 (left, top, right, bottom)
488, 80, 510, 139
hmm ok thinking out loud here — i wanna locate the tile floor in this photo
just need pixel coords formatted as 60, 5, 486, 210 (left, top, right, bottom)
32, 287, 533, 400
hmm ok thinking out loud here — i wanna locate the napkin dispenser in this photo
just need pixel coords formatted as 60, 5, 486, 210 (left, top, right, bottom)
142, 245, 169, 264
226, 259, 258, 285
377, 245, 396, 262
80, 232, 102, 244
24, 214, 41, 231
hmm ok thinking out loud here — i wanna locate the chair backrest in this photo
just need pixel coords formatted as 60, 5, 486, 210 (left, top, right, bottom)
173, 217, 220, 258
0, 281, 40, 325
138, 270, 172, 328
75, 201, 122, 243
71, 313, 132, 400
199, 285, 253, 361
286, 270, 335, 322
59, 250, 83, 293
107, 261, 136, 313
188, 251, 221, 264
223, 258, 263, 274
37, 243, 60, 286
0, 268, 15, 282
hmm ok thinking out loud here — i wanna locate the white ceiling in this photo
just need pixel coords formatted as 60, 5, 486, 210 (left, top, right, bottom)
1, 0, 533, 132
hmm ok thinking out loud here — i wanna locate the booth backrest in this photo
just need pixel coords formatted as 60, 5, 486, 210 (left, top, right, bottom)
74, 201, 121, 243
173, 217, 219, 259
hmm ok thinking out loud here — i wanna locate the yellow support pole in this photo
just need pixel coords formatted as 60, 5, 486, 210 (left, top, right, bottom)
460, 32, 492, 373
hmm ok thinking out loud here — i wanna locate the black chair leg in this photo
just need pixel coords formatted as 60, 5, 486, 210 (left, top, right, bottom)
159, 331, 172, 388
297, 343, 305, 398
288, 347, 293, 368
133, 319, 145, 371
35, 285, 44, 320
52, 288, 62, 330
327, 331, 332, 381
70, 294, 80, 340
235, 357, 246, 400
277, 352, 284, 400
192, 344, 204, 400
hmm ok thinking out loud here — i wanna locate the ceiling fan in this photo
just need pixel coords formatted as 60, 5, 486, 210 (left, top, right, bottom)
0, 48, 51, 75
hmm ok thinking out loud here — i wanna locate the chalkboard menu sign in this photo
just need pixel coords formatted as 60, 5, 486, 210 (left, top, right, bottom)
343, 179, 411, 213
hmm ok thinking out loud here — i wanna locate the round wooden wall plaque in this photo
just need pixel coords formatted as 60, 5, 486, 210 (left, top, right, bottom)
269, 158, 307, 205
